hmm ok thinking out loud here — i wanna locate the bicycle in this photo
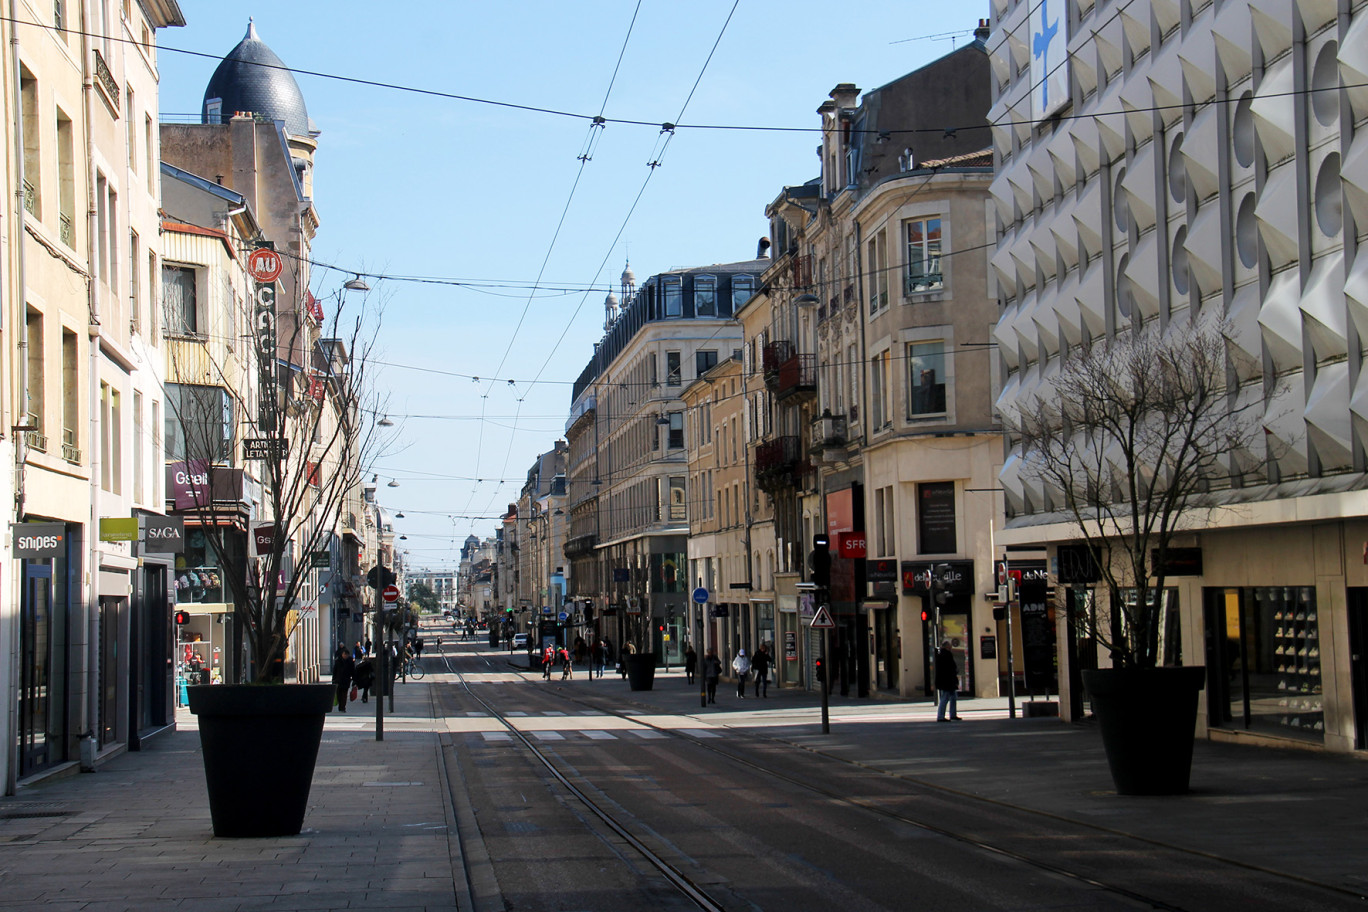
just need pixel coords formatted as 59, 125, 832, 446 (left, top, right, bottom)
401, 657, 425, 680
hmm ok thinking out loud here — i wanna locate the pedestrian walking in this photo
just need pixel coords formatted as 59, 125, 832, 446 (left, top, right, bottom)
703, 648, 723, 704
593, 639, 607, 679
732, 648, 750, 698
936, 641, 963, 722
684, 643, 697, 685
353, 656, 374, 703
752, 644, 772, 697
330, 644, 354, 713
619, 642, 635, 679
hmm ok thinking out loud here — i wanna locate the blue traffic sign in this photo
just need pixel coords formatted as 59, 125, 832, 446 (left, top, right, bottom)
692, 587, 709, 604
558, 611, 568, 621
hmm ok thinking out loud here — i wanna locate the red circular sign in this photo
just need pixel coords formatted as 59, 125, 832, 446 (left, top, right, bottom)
247, 248, 284, 283
382, 584, 401, 603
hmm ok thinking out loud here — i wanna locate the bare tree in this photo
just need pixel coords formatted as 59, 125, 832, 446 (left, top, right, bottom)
1001, 315, 1265, 669
168, 276, 386, 683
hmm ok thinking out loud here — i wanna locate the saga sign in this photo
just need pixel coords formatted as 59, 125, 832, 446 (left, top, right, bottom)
143, 516, 186, 552
13, 522, 66, 558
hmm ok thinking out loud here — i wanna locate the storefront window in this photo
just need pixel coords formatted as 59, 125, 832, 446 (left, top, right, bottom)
1206, 586, 1322, 742
175, 528, 226, 605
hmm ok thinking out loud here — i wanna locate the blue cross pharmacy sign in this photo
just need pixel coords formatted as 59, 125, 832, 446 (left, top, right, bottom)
1030, 0, 1069, 122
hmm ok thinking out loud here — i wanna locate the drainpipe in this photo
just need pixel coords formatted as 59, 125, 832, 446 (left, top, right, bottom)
80, 0, 102, 757
5, 1, 25, 796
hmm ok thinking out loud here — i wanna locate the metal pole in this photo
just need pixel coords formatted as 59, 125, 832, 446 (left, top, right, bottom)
820, 623, 830, 734
1004, 552, 1017, 720
374, 555, 385, 741
700, 602, 708, 709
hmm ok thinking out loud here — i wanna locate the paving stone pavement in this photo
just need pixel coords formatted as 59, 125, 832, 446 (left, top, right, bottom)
0, 681, 466, 912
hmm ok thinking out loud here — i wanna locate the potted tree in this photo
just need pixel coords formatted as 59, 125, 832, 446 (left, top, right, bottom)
622, 598, 656, 691
172, 261, 385, 836
1004, 315, 1266, 795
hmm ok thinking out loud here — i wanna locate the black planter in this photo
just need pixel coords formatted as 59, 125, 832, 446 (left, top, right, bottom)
625, 653, 656, 691
187, 683, 334, 837
1082, 666, 1206, 796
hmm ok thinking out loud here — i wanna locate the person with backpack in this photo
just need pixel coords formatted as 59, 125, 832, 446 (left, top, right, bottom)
558, 644, 574, 680
732, 648, 750, 699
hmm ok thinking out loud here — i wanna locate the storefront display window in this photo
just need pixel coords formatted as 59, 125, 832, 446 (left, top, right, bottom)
1205, 586, 1322, 742
174, 528, 225, 605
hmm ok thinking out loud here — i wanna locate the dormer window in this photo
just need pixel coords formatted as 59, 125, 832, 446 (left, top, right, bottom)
694, 274, 716, 316
205, 98, 222, 124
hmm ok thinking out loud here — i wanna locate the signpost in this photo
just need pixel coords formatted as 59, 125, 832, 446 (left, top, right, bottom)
808, 604, 836, 732
243, 438, 288, 460
382, 584, 400, 603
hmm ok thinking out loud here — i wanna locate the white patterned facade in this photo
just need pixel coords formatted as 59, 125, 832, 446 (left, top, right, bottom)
991, 0, 1368, 752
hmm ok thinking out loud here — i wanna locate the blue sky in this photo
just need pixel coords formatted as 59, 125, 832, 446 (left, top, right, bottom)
157, 2, 986, 570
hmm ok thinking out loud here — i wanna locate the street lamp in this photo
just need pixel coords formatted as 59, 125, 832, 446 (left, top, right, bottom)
344, 274, 370, 292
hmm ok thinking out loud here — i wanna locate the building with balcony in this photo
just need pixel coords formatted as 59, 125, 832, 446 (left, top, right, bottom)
565, 256, 766, 662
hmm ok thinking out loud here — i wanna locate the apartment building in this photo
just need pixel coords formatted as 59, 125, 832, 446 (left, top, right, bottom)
5, 0, 185, 793
566, 258, 764, 662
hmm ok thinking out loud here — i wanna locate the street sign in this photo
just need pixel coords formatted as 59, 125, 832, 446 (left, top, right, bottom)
382, 584, 400, 603
243, 437, 288, 460
809, 606, 836, 629
309, 550, 331, 569
247, 247, 284, 283
692, 586, 709, 604
558, 611, 568, 621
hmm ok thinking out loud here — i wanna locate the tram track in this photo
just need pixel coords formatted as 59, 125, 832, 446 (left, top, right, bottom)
424, 633, 1366, 911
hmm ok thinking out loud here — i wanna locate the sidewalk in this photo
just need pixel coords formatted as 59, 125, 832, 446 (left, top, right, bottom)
0, 680, 468, 912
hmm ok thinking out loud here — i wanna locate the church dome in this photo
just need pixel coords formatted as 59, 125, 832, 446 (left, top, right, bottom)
202, 21, 313, 137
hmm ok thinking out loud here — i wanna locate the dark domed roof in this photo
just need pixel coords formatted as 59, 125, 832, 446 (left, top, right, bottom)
202, 21, 312, 137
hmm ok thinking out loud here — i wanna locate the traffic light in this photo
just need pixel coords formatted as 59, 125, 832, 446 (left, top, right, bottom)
809, 534, 831, 588
920, 609, 929, 623
174, 610, 191, 625
814, 656, 825, 684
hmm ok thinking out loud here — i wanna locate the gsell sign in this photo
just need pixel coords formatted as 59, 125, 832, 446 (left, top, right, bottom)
13, 522, 66, 558
253, 524, 278, 556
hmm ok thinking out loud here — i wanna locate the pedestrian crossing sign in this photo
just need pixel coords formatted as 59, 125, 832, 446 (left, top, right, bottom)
809, 606, 835, 629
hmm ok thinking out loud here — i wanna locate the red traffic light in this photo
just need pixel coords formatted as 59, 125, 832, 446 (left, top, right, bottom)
174, 610, 191, 625
920, 609, 929, 622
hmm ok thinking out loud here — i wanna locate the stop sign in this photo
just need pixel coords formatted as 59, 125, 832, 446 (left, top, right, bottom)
382, 584, 400, 603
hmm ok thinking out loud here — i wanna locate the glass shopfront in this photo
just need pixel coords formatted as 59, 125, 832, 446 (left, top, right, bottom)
1205, 586, 1323, 742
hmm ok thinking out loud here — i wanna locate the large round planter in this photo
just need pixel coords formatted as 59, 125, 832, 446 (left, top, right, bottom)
187, 684, 334, 837
624, 653, 656, 691
1082, 666, 1206, 796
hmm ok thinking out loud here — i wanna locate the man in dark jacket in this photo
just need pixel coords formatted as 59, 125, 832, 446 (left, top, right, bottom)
702, 648, 724, 705
751, 643, 773, 698
331, 645, 355, 713
935, 640, 962, 722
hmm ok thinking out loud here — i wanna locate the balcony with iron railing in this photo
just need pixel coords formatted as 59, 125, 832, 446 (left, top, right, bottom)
23, 179, 36, 215
754, 435, 802, 493
24, 412, 46, 453
762, 340, 816, 400
61, 426, 80, 464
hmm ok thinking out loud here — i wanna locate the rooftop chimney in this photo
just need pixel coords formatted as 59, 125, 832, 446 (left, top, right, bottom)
975, 18, 991, 41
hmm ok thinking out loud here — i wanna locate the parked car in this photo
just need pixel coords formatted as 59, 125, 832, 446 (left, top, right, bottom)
511, 633, 530, 648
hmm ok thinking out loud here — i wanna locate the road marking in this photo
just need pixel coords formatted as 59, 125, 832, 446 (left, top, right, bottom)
629, 730, 669, 740
533, 731, 566, 741
481, 732, 513, 741
582, 730, 616, 740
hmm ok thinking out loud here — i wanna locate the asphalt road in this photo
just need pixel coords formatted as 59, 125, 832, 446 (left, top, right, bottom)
429, 638, 1363, 912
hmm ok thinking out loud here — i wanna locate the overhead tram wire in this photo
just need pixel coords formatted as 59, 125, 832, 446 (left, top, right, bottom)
476, 0, 743, 524
460, 1, 645, 531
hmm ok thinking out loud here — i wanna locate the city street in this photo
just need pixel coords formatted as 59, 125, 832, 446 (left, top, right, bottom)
4, 628, 1368, 911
